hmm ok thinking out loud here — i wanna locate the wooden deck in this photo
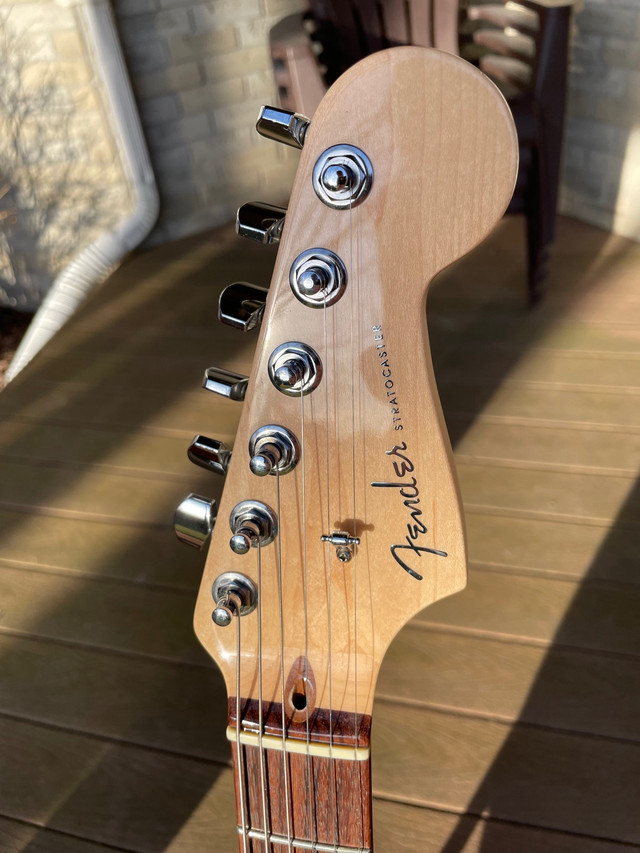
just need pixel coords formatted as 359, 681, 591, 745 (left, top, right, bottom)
0, 214, 639, 852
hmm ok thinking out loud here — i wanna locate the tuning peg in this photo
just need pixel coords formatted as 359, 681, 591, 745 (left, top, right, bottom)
188, 435, 231, 475
249, 424, 300, 477
229, 500, 278, 555
218, 282, 268, 332
211, 571, 258, 627
236, 202, 286, 245
174, 493, 217, 549
203, 367, 249, 402
256, 106, 310, 149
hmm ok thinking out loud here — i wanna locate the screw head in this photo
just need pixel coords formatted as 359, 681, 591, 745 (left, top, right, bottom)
336, 545, 352, 563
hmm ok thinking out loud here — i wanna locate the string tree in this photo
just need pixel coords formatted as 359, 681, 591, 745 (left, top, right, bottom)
321, 531, 361, 563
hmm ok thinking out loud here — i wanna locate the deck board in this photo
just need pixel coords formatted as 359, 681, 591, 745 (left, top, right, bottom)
1, 215, 639, 851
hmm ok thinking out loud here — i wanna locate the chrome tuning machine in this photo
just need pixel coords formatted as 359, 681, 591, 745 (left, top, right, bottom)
236, 202, 286, 245
249, 424, 299, 477
174, 494, 217, 549
256, 106, 310, 150
218, 282, 268, 332
229, 500, 278, 555
203, 366, 249, 402
188, 435, 231, 476
312, 144, 373, 210
290, 248, 347, 308
211, 571, 258, 627
268, 342, 322, 397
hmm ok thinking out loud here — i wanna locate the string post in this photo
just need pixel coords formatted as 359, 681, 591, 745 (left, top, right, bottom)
312, 144, 373, 210
211, 572, 258, 627
229, 499, 278, 554
212, 591, 241, 627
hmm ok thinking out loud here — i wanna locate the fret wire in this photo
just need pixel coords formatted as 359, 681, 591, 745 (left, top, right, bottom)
256, 542, 270, 852
276, 470, 293, 852
239, 827, 370, 853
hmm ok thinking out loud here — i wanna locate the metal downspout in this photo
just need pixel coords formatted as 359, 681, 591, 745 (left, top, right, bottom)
6, 0, 159, 382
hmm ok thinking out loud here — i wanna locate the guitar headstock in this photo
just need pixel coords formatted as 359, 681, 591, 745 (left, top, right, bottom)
178, 47, 517, 722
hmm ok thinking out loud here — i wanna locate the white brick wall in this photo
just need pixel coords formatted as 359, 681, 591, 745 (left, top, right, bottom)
6, 0, 636, 312
561, 0, 640, 241
114, 0, 305, 245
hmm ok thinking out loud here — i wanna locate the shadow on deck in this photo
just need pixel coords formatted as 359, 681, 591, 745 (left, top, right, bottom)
0, 214, 638, 852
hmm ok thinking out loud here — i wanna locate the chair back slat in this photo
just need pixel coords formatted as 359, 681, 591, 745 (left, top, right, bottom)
308, 0, 443, 58
405, 1, 433, 47
467, 2, 540, 33
275, 0, 576, 303
378, 0, 416, 46
432, 0, 460, 54
351, 0, 387, 52
474, 29, 535, 60
480, 54, 532, 92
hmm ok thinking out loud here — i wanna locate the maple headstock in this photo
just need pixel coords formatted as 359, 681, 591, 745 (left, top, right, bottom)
187, 47, 517, 720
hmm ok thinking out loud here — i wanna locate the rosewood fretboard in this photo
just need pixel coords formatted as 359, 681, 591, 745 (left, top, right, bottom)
229, 699, 373, 853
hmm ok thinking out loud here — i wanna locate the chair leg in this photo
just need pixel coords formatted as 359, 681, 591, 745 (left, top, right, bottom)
526, 207, 551, 306
525, 151, 556, 307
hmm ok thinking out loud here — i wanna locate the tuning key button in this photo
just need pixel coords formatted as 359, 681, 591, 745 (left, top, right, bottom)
203, 367, 249, 402
218, 282, 268, 332
256, 106, 310, 149
268, 342, 322, 397
249, 424, 300, 477
188, 435, 231, 475
236, 202, 287, 245
229, 499, 278, 555
174, 493, 217, 549
290, 248, 347, 308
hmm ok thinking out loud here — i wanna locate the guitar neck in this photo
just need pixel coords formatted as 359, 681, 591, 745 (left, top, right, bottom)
230, 698, 372, 852
177, 45, 518, 853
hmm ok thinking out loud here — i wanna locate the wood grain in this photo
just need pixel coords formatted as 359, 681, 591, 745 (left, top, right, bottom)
1, 210, 639, 852
195, 46, 517, 718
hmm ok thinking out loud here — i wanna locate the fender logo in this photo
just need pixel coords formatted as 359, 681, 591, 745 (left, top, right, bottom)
371, 441, 447, 581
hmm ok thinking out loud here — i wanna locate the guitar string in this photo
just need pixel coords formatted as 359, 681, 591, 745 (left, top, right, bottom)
256, 541, 270, 852
323, 292, 339, 851
275, 469, 294, 853
300, 388, 316, 847
236, 609, 249, 853
349, 195, 363, 852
